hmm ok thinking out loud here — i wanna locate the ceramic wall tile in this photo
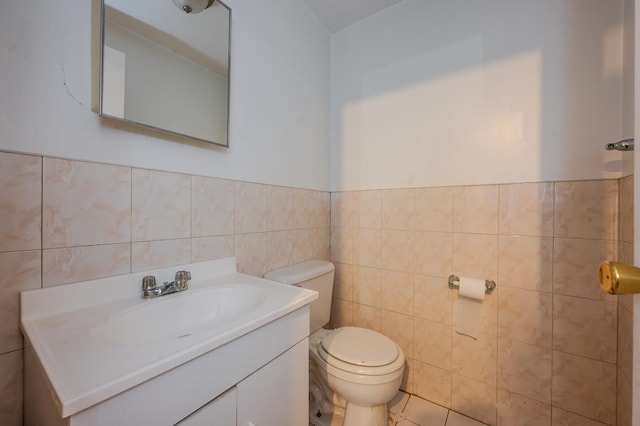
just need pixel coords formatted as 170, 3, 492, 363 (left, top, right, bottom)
554, 180, 618, 240
381, 270, 414, 315
352, 266, 381, 307
43, 158, 130, 248
330, 298, 353, 328
553, 237, 617, 301
266, 230, 292, 271
191, 235, 234, 263
331, 192, 354, 228
618, 176, 633, 243
0, 152, 41, 253
497, 338, 552, 403
292, 188, 315, 229
191, 176, 234, 237
381, 230, 414, 272
453, 186, 499, 235
333, 262, 353, 301
619, 241, 634, 266
498, 287, 552, 348
414, 317, 451, 371
401, 358, 415, 394
0, 251, 40, 354
382, 189, 415, 230
352, 302, 381, 331
552, 351, 616, 424
617, 303, 633, 380
415, 186, 453, 233
314, 192, 331, 228
552, 295, 616, 364
132, 169, 191, 241
617, 369, 632, 426
234, 233, 267, 277
618, 291, 634, 316
451, 374, 497, 426
498, 236, 553, 292
354, 190, 382, 229
452, 233, 498, 281
353, 228, 381, 267
414, 231, 453, 278
499, 182, 554, 237
413, 361, 452, 409
551, 407, 608, 426
452, 332, 497, 386
267, 186, 293, 231
0, 350, 23, 426
312, 227, 331, 261
42, 243, 130, 287
131, 239, 190, 273
497, 389, 551, 426
234, 182, 268, 234
292, 229, 314, 264
414, 274, 452, 324
331, 226, 353, 264
381, 309, 414, 360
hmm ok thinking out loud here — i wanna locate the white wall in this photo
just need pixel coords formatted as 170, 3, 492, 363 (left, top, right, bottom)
331, 0, 626, 191
623, 0, 635, 177
0, 0, 331, 191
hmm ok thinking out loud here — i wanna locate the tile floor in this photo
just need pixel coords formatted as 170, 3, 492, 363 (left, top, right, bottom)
389, 392, 488, 426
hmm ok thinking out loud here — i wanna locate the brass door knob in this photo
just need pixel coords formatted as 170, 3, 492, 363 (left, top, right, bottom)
599, 261, 640, 294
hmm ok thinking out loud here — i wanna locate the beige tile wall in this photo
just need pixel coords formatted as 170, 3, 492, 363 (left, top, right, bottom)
617, 175, 634, 426
330, 180, 622, 426
0, 148, 633, 425
0, 151, 331, 425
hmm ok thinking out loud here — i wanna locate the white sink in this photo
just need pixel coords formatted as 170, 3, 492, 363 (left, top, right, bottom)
94, 284, 268, 345
20, 257, 318, 418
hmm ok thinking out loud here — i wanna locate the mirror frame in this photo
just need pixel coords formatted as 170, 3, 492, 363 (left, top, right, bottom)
91, 0, 231, 147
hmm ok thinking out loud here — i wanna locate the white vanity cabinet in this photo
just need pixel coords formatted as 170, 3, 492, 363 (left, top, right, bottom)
176, 338, 309, 426
22, 259, 317, 426
177, 388, 237, 426
26, 307, 310, 426
237, 338, 309, 426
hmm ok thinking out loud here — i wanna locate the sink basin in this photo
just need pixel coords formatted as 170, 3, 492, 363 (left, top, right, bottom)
94, 284, 268, 345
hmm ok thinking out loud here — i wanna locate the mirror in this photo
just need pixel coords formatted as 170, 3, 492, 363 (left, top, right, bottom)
92, 0, 230, 147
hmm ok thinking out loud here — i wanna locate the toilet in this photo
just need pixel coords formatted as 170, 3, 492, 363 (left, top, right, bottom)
264, 260, 405, 426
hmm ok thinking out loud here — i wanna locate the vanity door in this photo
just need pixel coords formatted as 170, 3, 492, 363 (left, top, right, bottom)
237, 339, 309, 426
176, 387, 236, 426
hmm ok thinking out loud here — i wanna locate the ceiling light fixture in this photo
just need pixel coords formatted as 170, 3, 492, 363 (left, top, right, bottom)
171, 0, 215, 14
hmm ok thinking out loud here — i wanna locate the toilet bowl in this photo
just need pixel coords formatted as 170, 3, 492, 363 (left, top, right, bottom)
264, 261, 405, 426
310, 327, 405, 426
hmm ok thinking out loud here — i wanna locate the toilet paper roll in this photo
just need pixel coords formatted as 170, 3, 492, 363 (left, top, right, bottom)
456, 277, 486, 339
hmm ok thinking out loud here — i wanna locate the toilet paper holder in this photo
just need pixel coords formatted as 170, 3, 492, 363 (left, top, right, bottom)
448, 275, 496, 294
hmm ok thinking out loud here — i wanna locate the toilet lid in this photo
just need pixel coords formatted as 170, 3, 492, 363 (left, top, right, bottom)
320, 327, 399, 367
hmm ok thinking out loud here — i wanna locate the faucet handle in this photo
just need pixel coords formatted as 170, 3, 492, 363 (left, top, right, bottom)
175, 270, 191, 281
174, 270, 191, 290
142, 275, 157, 291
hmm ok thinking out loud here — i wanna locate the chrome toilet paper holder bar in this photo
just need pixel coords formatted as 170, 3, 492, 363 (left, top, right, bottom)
448, 275, 496, 294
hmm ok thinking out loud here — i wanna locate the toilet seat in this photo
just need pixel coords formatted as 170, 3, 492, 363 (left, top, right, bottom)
317, 327, 405, 376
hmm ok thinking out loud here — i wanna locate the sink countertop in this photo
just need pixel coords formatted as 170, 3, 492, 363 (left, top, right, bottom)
20, 257, 318, 418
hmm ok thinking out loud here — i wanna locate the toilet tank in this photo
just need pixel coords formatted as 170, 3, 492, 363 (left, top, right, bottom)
264, 260, 335, 333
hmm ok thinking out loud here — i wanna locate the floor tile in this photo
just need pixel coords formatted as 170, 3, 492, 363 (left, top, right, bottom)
390, 391, 410, 414
446, 410, 487, 426
396, 420, 420, 426
403, 395, 448, 426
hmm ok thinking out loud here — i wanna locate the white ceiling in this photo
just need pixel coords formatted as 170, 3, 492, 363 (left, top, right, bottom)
300, 0, 403, 32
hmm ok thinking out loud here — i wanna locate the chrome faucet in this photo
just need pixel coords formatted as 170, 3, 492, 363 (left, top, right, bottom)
141, 270, 191, 299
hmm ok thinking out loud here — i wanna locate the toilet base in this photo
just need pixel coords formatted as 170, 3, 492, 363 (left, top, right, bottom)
343, 402, 388, 426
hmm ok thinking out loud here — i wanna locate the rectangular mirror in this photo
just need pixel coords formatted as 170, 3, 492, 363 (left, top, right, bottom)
92, 0, 230, 147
